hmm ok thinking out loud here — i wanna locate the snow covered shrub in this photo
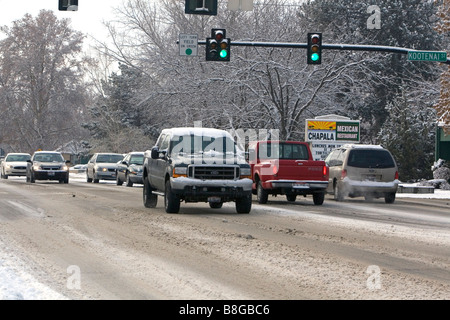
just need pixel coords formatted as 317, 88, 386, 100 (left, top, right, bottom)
431, 159, 450, 190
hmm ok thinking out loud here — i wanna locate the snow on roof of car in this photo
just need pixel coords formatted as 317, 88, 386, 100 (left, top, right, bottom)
342, 144, 385, 149
33, 151, 62, 154
163, 127, 233, 138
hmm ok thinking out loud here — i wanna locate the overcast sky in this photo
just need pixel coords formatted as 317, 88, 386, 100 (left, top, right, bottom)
0, 0, 124, 43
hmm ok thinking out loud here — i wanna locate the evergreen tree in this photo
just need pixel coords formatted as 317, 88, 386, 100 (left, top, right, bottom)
378, 90, 436, 181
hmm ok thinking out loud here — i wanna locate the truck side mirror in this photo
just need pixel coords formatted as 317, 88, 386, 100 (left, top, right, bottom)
151, 147, 159, 159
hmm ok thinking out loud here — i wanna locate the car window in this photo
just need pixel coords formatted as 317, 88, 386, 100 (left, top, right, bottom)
160, 135, 170, 150
347, 149, 395, 168
170, 135, 236, 155
130, 155, 144, 165
96, 154, 124, 163
258, 143, 279, 159
6, 154, 31, 162
325, 149, 344, 166
34, 153, 63, 162
156, 134, 167, 149
258, 143, 308, 160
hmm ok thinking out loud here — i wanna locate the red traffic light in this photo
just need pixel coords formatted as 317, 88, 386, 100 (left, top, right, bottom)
311, 34, 320, 44
214, 30, 224, 41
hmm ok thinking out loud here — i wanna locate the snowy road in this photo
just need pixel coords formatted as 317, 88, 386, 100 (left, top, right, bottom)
0, 174, 450, 300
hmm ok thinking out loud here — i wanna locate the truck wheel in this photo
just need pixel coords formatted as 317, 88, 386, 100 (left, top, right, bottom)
143, 177, 157, 208
209, 202, 223, 209
313, 192, 325, 205
116, 174, 123, 186
165, 180, 180, 213
385, 192, 396, 204
286, 194, 296, 202
236, 194, 252, 214
257, 181, 268, 204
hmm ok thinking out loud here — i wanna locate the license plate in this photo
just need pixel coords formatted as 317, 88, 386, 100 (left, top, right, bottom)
365, 175, 376, 181
293, 183, 308, 189
48, 171, 55, 176
208, 197, 221, 203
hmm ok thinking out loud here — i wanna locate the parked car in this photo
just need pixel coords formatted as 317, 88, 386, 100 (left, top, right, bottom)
86, 153, 124, 183
70, 164, 87, 173
247, 141, 329, 205
1, 153, 31, 179
116, 152, 144, 187
324, 144, 399, 203
26, 151, 70, 183
143, 127, 253, 214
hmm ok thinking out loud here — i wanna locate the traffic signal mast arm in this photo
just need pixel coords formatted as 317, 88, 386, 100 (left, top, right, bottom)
195, 40, 450, 65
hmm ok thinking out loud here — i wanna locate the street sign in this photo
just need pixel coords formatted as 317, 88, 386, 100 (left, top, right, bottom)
185, 0, 217, 15
228, 0, 253, 11
408, 51, 447, 62
305, 115, 360, 161
179, 34, 198, 56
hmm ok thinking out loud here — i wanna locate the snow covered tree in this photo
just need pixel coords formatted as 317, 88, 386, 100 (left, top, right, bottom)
0, 10, 91, 152
378, 90, 436, 181
300, 0, 443, 141
82, 63, 154, 152
434, 0, 450, 134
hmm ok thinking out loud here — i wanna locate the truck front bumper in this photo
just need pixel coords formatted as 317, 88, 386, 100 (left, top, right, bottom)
170, 177, 253, 202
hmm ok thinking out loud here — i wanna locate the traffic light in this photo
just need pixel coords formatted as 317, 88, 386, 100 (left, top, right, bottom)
307, 33, 322, 64
59, 0, 78, 11
206, 29, 230, 62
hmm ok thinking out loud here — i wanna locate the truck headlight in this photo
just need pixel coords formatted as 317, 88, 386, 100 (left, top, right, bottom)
173, 167, 187, 178
240, 167, 252, 179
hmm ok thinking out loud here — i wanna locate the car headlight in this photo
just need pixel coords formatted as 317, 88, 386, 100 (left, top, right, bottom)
33, 165, 41, 171
100, 167, 107, 172
62, 165, 69, 171
173, 166, 188, 178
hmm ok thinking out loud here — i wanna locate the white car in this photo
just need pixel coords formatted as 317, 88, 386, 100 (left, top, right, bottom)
1, 153, 32, 179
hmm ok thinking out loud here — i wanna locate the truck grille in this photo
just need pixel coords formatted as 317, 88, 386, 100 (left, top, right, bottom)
188, 166, 239, 180
41, 166, 61, 171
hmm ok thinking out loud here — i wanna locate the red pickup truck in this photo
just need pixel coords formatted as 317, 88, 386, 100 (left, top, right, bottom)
247, 140, 329, 205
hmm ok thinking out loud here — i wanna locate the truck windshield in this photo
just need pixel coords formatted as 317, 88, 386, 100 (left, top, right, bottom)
170, 135, 237, 156
258, 143, 309, 160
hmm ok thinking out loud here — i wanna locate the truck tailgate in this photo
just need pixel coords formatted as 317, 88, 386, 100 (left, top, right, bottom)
276, 159, 326, 181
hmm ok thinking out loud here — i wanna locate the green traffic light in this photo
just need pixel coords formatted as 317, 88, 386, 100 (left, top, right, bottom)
311, 53, 319, 61
220, 49, 228, 59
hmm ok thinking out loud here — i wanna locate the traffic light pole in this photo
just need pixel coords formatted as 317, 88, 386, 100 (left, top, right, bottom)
195, 40, 450, 65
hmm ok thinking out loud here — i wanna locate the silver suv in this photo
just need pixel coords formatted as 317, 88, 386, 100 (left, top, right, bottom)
325, 144, 399, 203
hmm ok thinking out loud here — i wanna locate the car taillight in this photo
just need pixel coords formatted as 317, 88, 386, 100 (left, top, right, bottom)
323, 166, 328, 177
395, 171, 399, 180
341, 169, 347, 179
